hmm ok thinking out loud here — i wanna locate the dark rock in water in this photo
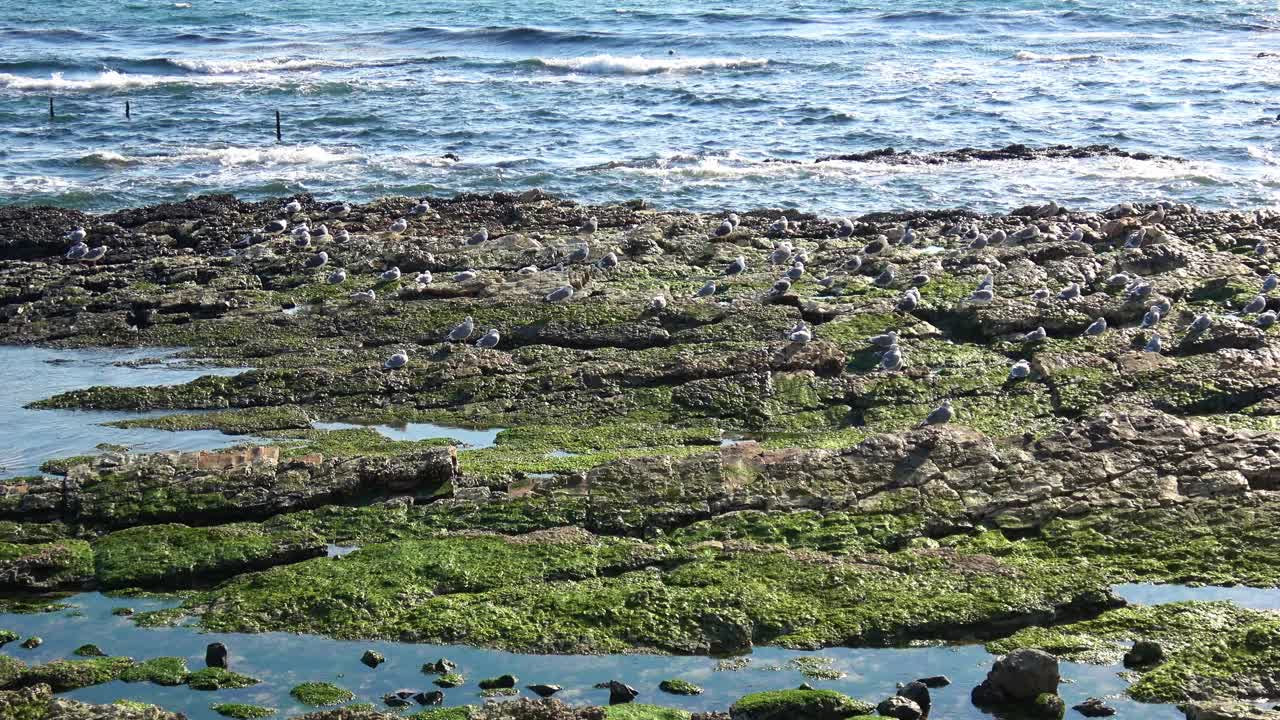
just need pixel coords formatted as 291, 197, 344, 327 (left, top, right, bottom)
972, 648, 1060, 705
421, 658, 456, 675
413, 691, 444, 705
814, 143, 1182, 166
877, 695, 922, 720
896, 680, 930, 716
382, 693, 413, 708
205, 642, 228, 669
1073, 697, 1117, 717
19, 637, 41, 649
1033, 693, 1067, 719
1123, 640, 1165, 668
73, 644, 105, 657
527, 684, 562, 698
360, 650, 385, 668
598, 680, 639, 705
658, 679, 703, 696
478, 674, 518, 690
917, 675, 951, 688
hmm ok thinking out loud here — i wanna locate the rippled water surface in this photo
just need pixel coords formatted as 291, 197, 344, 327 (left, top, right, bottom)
1, 0, 1278, 213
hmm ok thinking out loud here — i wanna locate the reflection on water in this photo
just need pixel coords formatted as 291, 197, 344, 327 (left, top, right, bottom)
0, 346, 254, 478
1114, 582, 1280, 610
0, 592, 1181, 720
312, 421, 502, 449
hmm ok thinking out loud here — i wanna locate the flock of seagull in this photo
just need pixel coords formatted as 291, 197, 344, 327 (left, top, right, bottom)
60, 199, 1277, 429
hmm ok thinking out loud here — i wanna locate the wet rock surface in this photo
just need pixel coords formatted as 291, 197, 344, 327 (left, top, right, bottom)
3, 192, 1280, 716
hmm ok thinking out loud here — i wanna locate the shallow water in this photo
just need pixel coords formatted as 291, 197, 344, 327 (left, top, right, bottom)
1, 0, 1278, 213
0, 346, 255, 478
1, 592, 1178, 719
312, 421, 502, 449
1115, 582, 1280, 610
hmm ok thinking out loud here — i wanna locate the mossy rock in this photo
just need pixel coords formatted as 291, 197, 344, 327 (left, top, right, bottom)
658, 679, 703, 695
605, 705, 692, 720
477, 674, 517, 689
212, 703, 276, 719
187, 667, 260, 690
290, 681, 355, 706
729, 689, 874, 720
433, 673, 464, 688
1032, 693, 1066, 720
72, 644, 106, 657
0, 655, 27, 689
479, 688, 518, 697
409, 708, 474, 720
121, 656, 189, 686
0, 630, 18, 646
20, 657, 135, 691
0, 684, 52, 720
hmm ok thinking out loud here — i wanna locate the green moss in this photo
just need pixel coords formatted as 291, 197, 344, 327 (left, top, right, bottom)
0, 540, 93, 589
479, 688, 518, 697
186, 667, 260, 690
114, 700, 160, 711
408, 708, 474, 720
729, 689, 874, 720
657, 679, 703, 695
72, 644, 105, 657
290, 681, 354, 706
0, 684, 49, 720
0, 654, 26, 688
477, 674, 518, 690
604, 705, 691, 720
130, 608, 189, 627
120, 656, 189, 686
20, 656, 135, 691
433, 673, 464, 688
0, 630, 18, 646
212, 703, 276, 719
104, 405, 312, 434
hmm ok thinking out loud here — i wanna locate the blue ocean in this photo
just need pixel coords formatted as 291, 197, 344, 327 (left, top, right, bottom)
1, 0, 1278, 213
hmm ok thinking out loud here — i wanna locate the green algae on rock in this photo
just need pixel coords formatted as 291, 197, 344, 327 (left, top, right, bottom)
186, 667, 260, 691
658, 679, 704, 696
728, 689, 874, 720
17, 656, 135, 691
119, 657, 189, 686
212, 703, 277, 719
291, 681, 356, 706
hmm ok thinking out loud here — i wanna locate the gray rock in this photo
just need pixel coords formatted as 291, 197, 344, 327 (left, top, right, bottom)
877, 695, 922, 720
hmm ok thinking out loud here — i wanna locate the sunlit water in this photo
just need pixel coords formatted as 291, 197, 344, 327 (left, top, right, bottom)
1, 0, 1279, 214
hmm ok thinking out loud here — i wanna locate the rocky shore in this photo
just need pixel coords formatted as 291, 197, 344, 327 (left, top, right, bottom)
2, 191, 1280, 719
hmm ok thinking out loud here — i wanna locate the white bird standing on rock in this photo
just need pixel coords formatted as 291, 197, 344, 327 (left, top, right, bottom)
650, 296, 668, 311
714, 218, 735, 237
922, 399, 954, 426
284, 199, 302, 214
880, 346, 904, 371
546, 286, 575, 303
1258, 311, 1277, 328
389, 218, 408, 234
896, 289, 920, 312
1022, 326, 1047, 343
416, 271, 433, 285
1144, 334, 1163, 353
725, 256, 746, 277
1262, 274, 1280, 294
82, 246, 108, 264
874, 267, 895, 288
696, 280, 717, 298
380, 267, 401, 282
453, 269, 478, 282
265, 219, 287, 234
67, 227, 87, 243
448, 316, 475, 342
65, 242, 88, 260
410, 201, 431, 216
1244, 295, 1268, 314
1189, 314, 1213, 333
769, 217, 789, 236
869, 331, 898, 348
787, 321, 812, 344
969, 287, 994, 304
327, 269, 347, 285
517, 265, 539, 277
469, 227, 489, 245
579, 216, 598, 235
350, 289, 376, 303
1058, 282, 1081, 301
1009, 359, 1031, 380
1084, 317, 1107, 336
384, 350, 409, 370
1141, 306, 1161, 328
1030, 288, 1051, 301
769, 278, 792, 296
599, 252, 619, 270
770, 243, 792, 265
304, 251, 328, 269
476, 328, 501, 349
327, 203, 350, 218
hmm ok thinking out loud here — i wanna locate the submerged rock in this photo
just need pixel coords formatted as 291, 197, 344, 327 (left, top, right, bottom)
527, 684, 563, 697
360, 650, 385, 668
1073, 697, 1117, 717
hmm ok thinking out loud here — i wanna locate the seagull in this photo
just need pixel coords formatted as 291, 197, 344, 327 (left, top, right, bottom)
384, 350, 409, 370
476, 328, 500, 349
874, 267, 895, 288
448, 316, 475, 342
453, 269, 478, 282
1141, 306, 1161, 328
334, 229, 350, 241
1265, 275, 1279, 294
416, 271, 433, 285
283, 199, 302, 214
1067, 227, 1084, 243
836, 218, 855, 237
1058, 282, 1081, 301
650, 296, 668, 311
1030, 288, 1051, 301
304, 251, 328, 269
65, 242, 88, 260
845, 255, 863, 272
977, 273, 994, 290
1124, 228, 1146, 249
579, 216, 598, 235
770, 243, 792, 265
910, 273, 930, 287
380, 267, 401, 282
1022, 326, 1047, 343
568, 245, 590, 264
350, 289, 376, 303
714, 218, 735, 237
769, 217, 789, 236
969, 287, 995, 304
869, 331, 898, 348
545, 286, 575, 303
82, 246, 108, 264
1189, 314, 1212, 333
818, 275, 836, 288
410, 201, 431, 216
293, 232, 311, 248
724, 256, 746, 277
1084, 317, 1107, 336
969, 235, 988, 250
1244, 295, 1268, 314
1127, 282, 1153, 301
728, 213, 740, 230
786, 263, 805, 281
1106, 272, 1131, 287
1258, 310, 1277, 328
769, 278, 792, 296
67, 227, 87, 243
787, 322, 812, 344
1009, 360, 1031, 380
900, 223, 915, 245
1012, 225, 1040, 243
1144, 334, 1163, 353
696, 280, 717, 298
468, 227, 490, 245
922, 399, 954, 426
864, 239, 886, 256
1155, 298, 1172, 316
516, 265, 538, 277
316, 224, 330, 238
594, 251, 618, 270
265, 219, 288, 234
896, 290, 920, 312
1257, 241, 1268, 257
880, 346, 904, 371
326, 269, 347, 284
326, 203, 351, 218
988, 229, 1007, 244
389, 218, 408, 234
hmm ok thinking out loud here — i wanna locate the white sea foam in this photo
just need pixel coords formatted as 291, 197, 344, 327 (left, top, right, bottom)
1013, 50, 1110, 63
168, 57, 356, 74
0, 70, 257, 91
532, 54, 769, 75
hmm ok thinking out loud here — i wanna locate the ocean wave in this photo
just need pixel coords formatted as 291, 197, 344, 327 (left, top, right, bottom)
77, 151, 141, 167
0, 70, 256, 91
167, 57, 358, 73
1013, 50, 1110, 63
73, 145, 360, 167
528, 54, 770, 75
398, 25, 620, 46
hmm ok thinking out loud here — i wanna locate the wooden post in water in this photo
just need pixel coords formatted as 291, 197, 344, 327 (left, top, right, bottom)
275, 110, 282, 142
48, 97, 53, 120
126, 101, 131, 119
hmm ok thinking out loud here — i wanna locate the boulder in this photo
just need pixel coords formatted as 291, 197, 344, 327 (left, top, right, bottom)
360, 650, 385, 668
527, 684, 562, 698
896, 681, 930, 716
1185, 701, 1280, 720
479, 674, 518, 690
1123, 640, 1165, 668
205, 642, 228, 669
972, 648, 1061, 706
917, 675, 950, 688
1074, 697, 1117, 717
413, 691, 444, 706
876, 695, 922, 720
420, 658, 456, 674
730, 689, 875, 720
